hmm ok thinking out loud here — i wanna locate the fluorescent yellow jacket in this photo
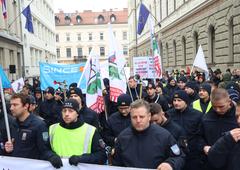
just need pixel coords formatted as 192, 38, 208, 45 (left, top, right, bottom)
49, 123, 96, 157
193, 99, 212, 114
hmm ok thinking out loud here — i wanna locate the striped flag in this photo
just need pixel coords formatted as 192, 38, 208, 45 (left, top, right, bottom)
1, 0, 7, 19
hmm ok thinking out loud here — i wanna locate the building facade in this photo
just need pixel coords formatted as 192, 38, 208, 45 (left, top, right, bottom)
128, 0, 240, 72
55, 9, 128, 64
0, 0, 23, 80
21, 0, 56, 77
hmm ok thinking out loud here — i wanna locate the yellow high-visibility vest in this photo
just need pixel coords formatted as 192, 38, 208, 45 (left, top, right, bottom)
49, 123, 96, 157
193, 99, 212, 114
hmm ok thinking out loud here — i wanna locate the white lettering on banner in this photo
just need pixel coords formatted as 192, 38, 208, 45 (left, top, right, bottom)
0, 156, 153, 170
43, 66, 79, 74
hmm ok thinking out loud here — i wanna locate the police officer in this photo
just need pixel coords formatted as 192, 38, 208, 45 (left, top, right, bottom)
113, 99, 185, 169
4, 93, 62, 168
150, 103, 184, 141
69, 87, 100, 129
103, 94, 132, 147
192, 83, 212, 114
199, 88, 238, 170
49, 99, 106, 165
145, 82, 169, 112
207, 128, 240, 170
39, 87, 60, 127
184, 81, 199, 104
166, 90, 203, 170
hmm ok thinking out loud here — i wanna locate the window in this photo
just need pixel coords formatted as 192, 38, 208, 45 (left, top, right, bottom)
100, 33, 104, 40
193, 31, 199, 54
56, 48, 60, 58
77, 48, 83, 56
123, 31, 127, 40
76, 15, 82, 24
88, 33, 92, 41
110, 14, 116, 23
100, 47, 105, 56
56, 34, 59, 42
64, 16, 71, 24
173, 40, 176, 66
98, 15, 105, 23
123, 45, 128, 55
208, 25, 215, 64
55, 16, 60, 24
229, 18, 233, 62
88, 47, 92, 54
66, 33, 70, 41
182, 36, 186, 66
166, 43, 169, 66
66, 48, 71, 58
77, 33, 81, 41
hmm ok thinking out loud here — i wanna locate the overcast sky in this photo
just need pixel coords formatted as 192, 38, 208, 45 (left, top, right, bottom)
53, 0, 128, 13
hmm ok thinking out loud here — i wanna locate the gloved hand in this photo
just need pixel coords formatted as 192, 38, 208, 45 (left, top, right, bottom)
48, 155, 63, 169
69, 155, 81, 166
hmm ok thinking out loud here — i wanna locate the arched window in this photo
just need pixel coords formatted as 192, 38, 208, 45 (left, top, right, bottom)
208, 25, 215, 64
76, 15, 82, 24
166, 43, 169, 66
55, 16, 60, 24
193, 31, 199, 55
110, 14, 116, 23
64, 16, 71, 24
229, 18, 233, 63
182, 36, 186, 66
173, 40, 176, 66
98, 15, 105, 23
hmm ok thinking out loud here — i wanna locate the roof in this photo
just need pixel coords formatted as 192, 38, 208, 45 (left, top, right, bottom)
55, 8, 128, 26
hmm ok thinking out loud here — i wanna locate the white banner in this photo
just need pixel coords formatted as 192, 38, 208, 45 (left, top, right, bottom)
133, 56, 156, 79
11, 77, 24, 93
0, 156, 152, 170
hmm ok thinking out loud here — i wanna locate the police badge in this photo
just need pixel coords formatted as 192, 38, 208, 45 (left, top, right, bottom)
170, 144, 180, 156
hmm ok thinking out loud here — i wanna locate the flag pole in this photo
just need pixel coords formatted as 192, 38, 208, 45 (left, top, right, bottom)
0, 77, 11, 142
8, 0, 35, 30
122, 67, 134, 102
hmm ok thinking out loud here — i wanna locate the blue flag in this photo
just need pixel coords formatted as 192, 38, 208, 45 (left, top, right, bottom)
0, 65, 11, 88
22, 5, 34, 33
137, 3, 150, 35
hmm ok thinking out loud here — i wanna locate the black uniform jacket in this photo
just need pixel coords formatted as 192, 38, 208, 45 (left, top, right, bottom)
208, 132, 240, 170
112, 124, 185, 169
103, 111, 131, 146
9, 113, 54, 160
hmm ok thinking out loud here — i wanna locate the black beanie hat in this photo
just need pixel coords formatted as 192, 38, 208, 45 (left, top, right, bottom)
69, 87, 83, 98
63, 99, 79, 112
173, 90, 189, 104
185, 81, 198, 91
178, 76, 187, 83
199, 83, 212, 96
117, 94, 132, 107
45, 87, 55, 96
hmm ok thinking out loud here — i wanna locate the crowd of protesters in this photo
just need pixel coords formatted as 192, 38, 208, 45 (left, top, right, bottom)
0, 67, 240, 170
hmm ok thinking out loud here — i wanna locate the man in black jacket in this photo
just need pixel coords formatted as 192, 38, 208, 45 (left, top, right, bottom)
3, 93, 62, 169
150, 103, 184, 141
39, 87, 59, 127
167, 90, 203, 170
113, 99, 185, 170
103, 94, 132, 147
208, 128, 240, 170
198, 88, 238, 170
145, 82, 169, 112
69, 87, 100, 130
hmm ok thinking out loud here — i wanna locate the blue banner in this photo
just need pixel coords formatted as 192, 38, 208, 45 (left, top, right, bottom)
0, 65, 11, 88
40, 62, 86, 91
